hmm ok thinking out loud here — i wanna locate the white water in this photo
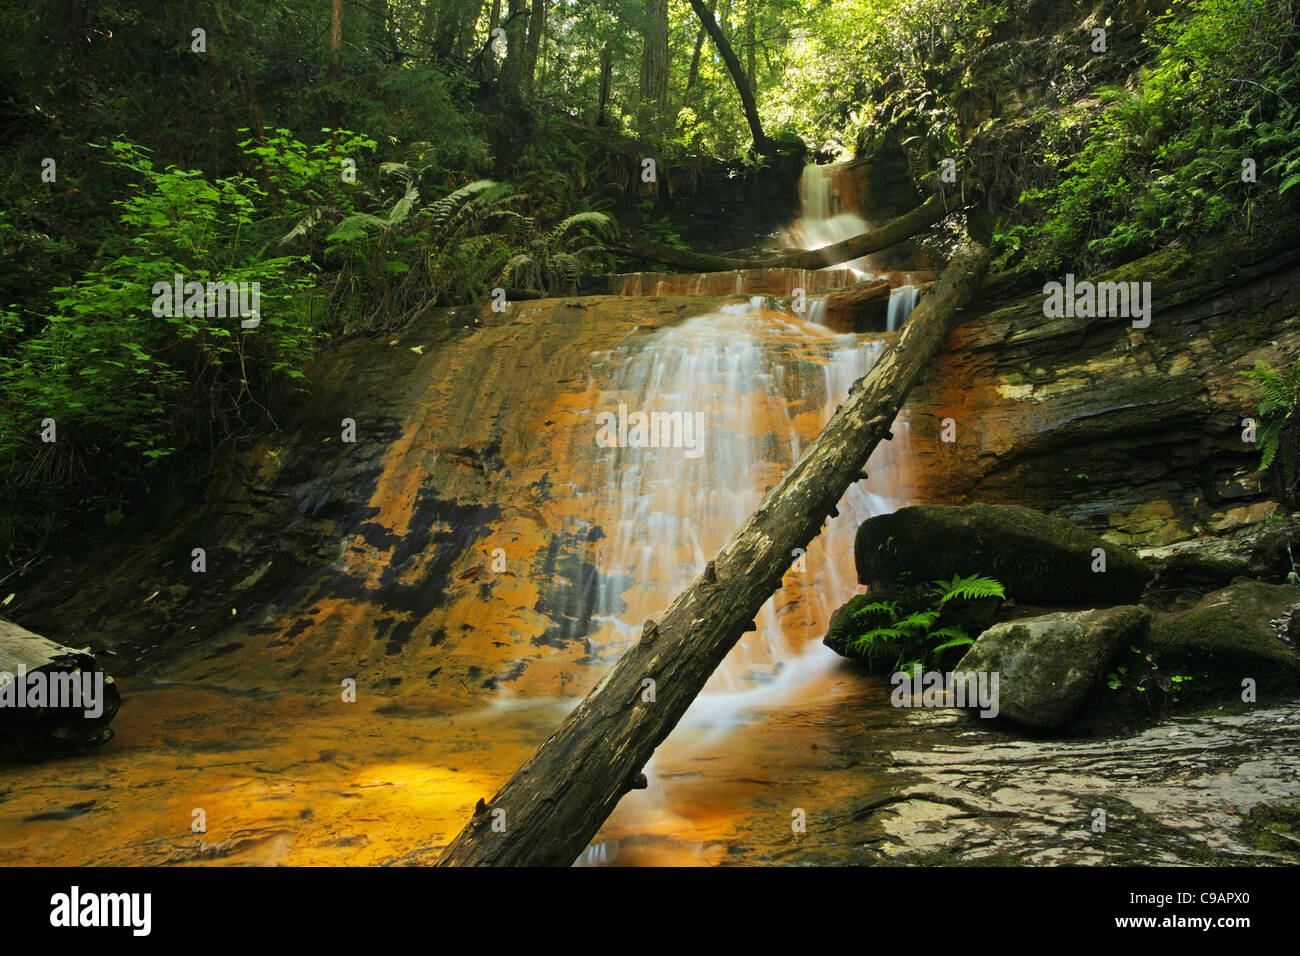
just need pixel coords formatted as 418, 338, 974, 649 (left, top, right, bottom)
787, 163, 926, 328
586, 306, 909, 697
578, 162, 921, 732
786, 163, 872, 258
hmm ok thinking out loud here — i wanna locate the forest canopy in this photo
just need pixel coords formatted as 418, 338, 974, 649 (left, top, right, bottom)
1, 0, 1297, 564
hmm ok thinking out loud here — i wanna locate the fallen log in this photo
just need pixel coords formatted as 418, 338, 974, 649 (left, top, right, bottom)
614, 192, 954, 273
818, 277, 892, 333
438, 242, 992, 866
0, 617, 121, 758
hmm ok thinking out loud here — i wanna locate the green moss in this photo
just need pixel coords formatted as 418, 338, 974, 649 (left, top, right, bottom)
1239, 798, 1300, 853
854, 504, 1150, 605
1100, 248, 1195, 289
1146, 587, 1300, 699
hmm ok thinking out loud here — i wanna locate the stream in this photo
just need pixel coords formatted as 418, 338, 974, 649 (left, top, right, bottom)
2, 164, 1297, 867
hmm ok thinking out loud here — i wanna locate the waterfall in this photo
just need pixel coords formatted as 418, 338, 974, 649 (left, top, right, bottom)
786, 164, 871, 255
583, 302, 908, 704
572, 162, 920, 729
562, 162, 921, 860
887, 285, 921, 332
787, 163, 924, 331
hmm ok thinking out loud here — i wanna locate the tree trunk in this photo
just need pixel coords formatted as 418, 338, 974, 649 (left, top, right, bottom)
475, 0, 502, 80
685, 20, 706, 99
616, 192, 954, 272
426, 0, 481, 61
437, 242, 991, 867
596, 40, 613, 126
455, 0, 487, 60
499, 0, 529, 97
521, 0, 545, 95
329, 0, 344, 129
640, 0, 670, 116
687, 0, 773, 154
745, 9, 756, 100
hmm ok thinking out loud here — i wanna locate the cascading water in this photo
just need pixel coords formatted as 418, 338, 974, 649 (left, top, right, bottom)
567, 165, 919, 793
785, 164, 872, 256
583, 303, 909, 699
785, 163, 930, 330
567, 163, 926, 862
887, 283, 921, 332
7, 160, 1280, 871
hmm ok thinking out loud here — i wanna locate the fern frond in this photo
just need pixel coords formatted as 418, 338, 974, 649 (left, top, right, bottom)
385, 182, 420, 228
426, 180, 507, 233
379, 162, 415, 186
280, 205, 338, 244
326, 213, 388, 244
852, 600, 899, 620
930, 628, 974, 655
931, 573, 1006, 604
547, 211, 615, 246
894, 610, 940, 632
1242, 360, 1292, 405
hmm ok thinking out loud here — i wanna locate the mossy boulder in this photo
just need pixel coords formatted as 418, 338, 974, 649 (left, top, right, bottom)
824, 592, 897, 659
953, 605, 1151, 729
854, 504, 1151, 605
1069, 579, 1300, 735
1141, 513, 1300, 598
1145, 579, 1300, 699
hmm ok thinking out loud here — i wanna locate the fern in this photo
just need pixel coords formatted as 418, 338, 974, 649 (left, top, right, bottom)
1242, 357, 1300, 474
427, 180, 505, 231
847, 575, 1005, 672
930, 573, 1006, 605
498, 211, 615, 295
852, 600, 900, 621
930, 628, 975, 655
894, 609, 940, 632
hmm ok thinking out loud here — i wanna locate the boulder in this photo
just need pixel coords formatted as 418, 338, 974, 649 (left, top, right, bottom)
1145, 579, 1300, 698
953, 605, 1151, 729
824, 592, 895, 660
1140, 512, 1300, 602
854, 503, 1151, 605
0, 617, 120, 758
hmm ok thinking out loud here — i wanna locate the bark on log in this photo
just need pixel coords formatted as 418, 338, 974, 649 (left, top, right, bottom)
615, 192, 954, 273
438, 242, 991, 866
0, 617, 121, 758
818, 278, 891, 333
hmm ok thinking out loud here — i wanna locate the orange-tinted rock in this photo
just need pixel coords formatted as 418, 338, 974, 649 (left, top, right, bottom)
901, 241, 1300, 548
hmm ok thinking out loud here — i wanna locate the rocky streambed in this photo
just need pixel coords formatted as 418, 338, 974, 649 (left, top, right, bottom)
3, 230, 1299, 866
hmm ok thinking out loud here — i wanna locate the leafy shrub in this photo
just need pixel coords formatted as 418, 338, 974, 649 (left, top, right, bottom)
501, 212, 616, 295
0, 139, 324, 559
1013, 0, 1300, 273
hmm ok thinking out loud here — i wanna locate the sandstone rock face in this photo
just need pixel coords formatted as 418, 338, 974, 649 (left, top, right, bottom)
899, 234, 1300, 550
954, 606, 1151, 729
854, 503, 1151, 604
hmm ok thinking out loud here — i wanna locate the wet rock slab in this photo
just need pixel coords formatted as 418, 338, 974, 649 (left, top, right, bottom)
867, 702, 1300, 865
